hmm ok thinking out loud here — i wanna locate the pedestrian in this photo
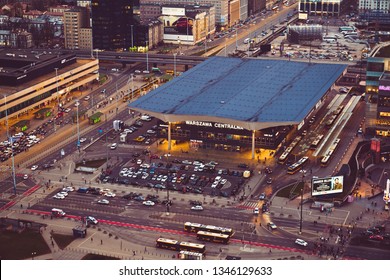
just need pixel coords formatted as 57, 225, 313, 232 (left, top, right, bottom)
91, 237, 93, 242
133, 250, 136, 256
101, 239, 103, 245
144, 247, 147, 253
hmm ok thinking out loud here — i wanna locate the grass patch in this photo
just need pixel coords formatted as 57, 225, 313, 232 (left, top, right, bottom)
76, 159, 106, 168
0, 229, 51, 260
82, 253, 120, 260
52, 233, 77, 250
276, 182, 303, 198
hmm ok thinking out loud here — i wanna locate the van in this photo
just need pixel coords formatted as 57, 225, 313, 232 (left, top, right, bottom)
244, 38, 251, 44
52, 208, 66, 217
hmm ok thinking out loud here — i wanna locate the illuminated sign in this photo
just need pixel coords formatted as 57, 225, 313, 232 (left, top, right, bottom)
379, 85, 390, 91
185, 121, 244, 130
162, 7, 185, 16
312, 176, 344, 196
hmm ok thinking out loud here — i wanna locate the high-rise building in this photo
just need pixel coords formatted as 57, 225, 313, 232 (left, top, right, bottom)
91, 0, 135, 51
64, 7, 91, 50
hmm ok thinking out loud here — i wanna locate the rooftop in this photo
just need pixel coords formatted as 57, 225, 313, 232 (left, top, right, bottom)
130, 57, 347, 130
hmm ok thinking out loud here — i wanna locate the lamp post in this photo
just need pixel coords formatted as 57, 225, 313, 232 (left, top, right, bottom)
173, 53, 177, 77
131, 74, 134, 100
76, 100, 80, 152
2, 94, 17, 195
299, 171, 306, 235
145, 40, 149, 72
54, 68, 60, 108
235, 28, 238, 50
131, 25, 134, 48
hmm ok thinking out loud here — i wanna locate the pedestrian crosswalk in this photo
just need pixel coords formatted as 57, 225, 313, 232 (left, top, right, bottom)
236, 200, 261, 210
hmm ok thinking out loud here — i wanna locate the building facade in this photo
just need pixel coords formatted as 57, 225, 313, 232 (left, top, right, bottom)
140, 0, 229, 27
0, 53, 99, 123
299, 0, 341, 16
91, 0, 135, 51
64, 7, 91, 50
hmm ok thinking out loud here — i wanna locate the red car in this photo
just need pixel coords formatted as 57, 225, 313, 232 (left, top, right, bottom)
369, 235, 384, 241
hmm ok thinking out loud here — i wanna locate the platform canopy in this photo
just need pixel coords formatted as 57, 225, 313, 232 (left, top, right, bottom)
130, 57, 347, 131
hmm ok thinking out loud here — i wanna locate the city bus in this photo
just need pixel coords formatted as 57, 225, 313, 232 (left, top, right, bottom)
155, 238, 179, 251
339, 26, 355, 33
155, 238, 206, 253
320, 138, 340, 167
323, 36, 337, 43
184, 222, 234, 236
179, 250, 203, 260
287, 156, 309, 174
278, 136, 302, 164
196, 231, 230, 244
310, 134, 324, 150
179, 241, 206, 253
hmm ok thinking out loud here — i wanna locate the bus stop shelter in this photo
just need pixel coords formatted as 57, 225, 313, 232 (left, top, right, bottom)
89, 112, 103, 124
34, 107, 52, 119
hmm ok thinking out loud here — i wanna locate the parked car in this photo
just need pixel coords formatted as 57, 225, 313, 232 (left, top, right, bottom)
191, 205, 204, 211
143, 200, 155, 206
97, 199, 110, 205
31, 165, 39, 171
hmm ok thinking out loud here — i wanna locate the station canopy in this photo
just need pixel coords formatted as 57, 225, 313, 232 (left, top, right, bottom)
130, 57, 347, 131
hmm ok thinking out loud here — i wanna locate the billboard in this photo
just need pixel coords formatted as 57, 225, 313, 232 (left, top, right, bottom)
161, 6, 195, 43
312, 176, 343, 196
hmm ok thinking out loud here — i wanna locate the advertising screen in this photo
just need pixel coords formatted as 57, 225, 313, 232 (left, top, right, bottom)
312, 176, 343, 196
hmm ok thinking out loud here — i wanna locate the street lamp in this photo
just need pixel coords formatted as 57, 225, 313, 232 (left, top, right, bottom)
2, 94, 17, 195
145, 40, 149, 72
76, 99, 80, 152
299, 171, 306, 235
131, 74, 134, 100
54, 68, 60, 108
173, 53, 177, 77
131, 25, 134, 48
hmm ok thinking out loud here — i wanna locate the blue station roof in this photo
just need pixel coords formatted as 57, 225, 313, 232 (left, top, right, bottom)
130, 57, 347, 130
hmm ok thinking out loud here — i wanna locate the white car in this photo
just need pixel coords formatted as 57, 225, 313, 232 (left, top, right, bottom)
31, 165, 39, 171
339, 87, 349, 93
74, 102, 80, 107
97, 199, 110, 205
214, 176, 222, 182
62, 186, 75, 192
136, 159, 142, 165
58, 191, 68, 197
84, 96, 90, 101
104, 192, 116, 198
110, 143, 118, 150
143, 200, 155, 206
53, 193, 65, 199
86, 216, 98, 225
134, 70, 141, 74
191, 205, 204, 211
142, 173, 149, 179
253, 207, 259, 214
140, 163, 150, 168
65, 108, 71, 113
23, 174, 28, 180
267, 222, 277, 230
220, 179, 227, 185
211, 181, 219, 188
79, 137, 87, 143
142, 70, 150, 74
295, 238, 308, 247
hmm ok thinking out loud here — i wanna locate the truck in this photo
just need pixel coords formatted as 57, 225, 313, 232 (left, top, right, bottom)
120, 133, 128, 143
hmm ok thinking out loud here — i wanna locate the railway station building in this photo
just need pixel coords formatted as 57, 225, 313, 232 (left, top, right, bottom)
0, 50, 99, 126
130, 57, 347, 159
